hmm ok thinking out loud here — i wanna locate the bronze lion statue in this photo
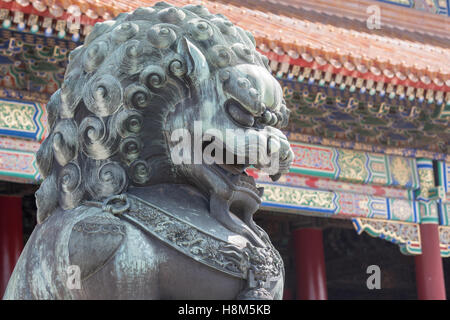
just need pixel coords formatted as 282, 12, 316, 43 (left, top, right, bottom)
4, 2, 293, 300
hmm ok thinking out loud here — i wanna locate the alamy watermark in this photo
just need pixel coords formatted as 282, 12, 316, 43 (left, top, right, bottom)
66, 265, 81, 290
366, 265, 381, 290
366, 5, 381, 30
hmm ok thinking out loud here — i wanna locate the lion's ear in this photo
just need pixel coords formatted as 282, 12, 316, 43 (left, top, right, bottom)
178, 37, 210, 85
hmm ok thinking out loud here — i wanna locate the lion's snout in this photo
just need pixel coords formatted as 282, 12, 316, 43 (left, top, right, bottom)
219, 127, 293, 177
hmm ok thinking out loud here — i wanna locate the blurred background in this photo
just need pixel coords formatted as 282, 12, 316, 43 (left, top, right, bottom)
0, 0, 449, 299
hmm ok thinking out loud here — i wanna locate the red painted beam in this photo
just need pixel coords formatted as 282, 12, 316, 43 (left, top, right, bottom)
415, 223, 446, 300
0, 196, 23, 298
292, 228, 328, 300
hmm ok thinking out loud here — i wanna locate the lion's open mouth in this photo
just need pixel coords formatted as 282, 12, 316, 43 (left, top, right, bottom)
202, 139, 262, 197
214, 163, 263, 198
201, 136, 283, 191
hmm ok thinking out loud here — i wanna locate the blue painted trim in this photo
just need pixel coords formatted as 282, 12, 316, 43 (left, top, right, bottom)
334, 149, 340, 180
386, 198, 391, 220
0, 55, 13, 64
413, 201, 419, 223
0, 97, 41, 140
444, 162, 448, 193
376, 0, 413, 8
438, 199, 445, 225
261, 201, 335, 214
352, 218, 362, 233
364, 153, 371, 184
417, 164, 434, 169
0, 129, 37, 140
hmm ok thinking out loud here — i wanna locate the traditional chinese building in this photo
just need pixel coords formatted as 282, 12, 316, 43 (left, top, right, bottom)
0, 0, 449, 299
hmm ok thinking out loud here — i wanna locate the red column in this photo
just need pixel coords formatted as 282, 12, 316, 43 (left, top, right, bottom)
292, 228, 327, 300
283, 288, 292, 300
0, 196, 23, 297
415, 223, 446, 300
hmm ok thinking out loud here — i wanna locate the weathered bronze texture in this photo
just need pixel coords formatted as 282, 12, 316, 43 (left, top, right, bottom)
3, 2, 293, 300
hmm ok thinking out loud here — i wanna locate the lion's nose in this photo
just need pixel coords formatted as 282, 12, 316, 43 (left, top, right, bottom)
222, 64, 290, 129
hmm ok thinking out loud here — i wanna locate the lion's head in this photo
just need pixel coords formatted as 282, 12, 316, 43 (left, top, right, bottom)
36, 2, 293, 242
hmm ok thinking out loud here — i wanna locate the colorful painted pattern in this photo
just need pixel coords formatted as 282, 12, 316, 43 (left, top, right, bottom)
445, 162, 450, 194
248, 169, 412, 199
0, 136, 41, 153
259, 183, 418, 222
377, 0, 450, 16
437, 161, 450, 195
0, 30, 69, 95
287, 132, 450, 163
0, 98, 47, 141
352, 218, 422, 255
353, 219, 450, 257
0, 147, 39, 182
416, 158, 441, 224
283, 80, 450, 160
337, 148, 369, 183
436, 161, 449, 226
289, 142, 419, 189
260, 183, 335, 215
0, 87, 50, 104
440, 226, 450, 257
439, 201, 450, 226
290, 143, 337, 178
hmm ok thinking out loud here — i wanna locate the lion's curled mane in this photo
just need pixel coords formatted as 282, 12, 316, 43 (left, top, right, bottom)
35, 2, 290, 224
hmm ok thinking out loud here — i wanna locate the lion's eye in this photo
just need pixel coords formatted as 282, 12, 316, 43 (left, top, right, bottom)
225, 99, 255, 127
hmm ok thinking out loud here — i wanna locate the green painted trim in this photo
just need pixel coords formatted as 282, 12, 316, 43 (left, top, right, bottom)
385, 155, 392, 186
289, 167, 335, 178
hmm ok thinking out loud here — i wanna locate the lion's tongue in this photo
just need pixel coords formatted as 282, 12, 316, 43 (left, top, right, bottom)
270, 173, 282, 182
